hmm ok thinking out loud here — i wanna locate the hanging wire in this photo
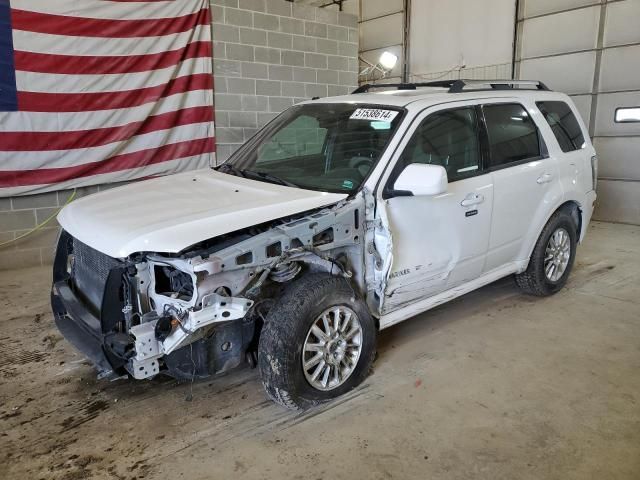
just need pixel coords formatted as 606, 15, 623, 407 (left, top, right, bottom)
409, 64, 465, 82
0, 189, 77, 248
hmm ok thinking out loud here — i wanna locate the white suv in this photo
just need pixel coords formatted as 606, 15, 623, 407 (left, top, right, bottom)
52, 80, 597, 409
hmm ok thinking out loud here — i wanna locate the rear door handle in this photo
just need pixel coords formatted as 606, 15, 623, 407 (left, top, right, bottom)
537, 173, 553, 184
461, 193, 484, 207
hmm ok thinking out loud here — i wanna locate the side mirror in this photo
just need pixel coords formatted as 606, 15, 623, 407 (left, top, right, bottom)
393, 164, 448, 196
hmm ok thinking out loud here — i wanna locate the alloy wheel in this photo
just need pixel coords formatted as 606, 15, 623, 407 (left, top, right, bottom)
302, 306, 363, 391
544, 227, 571, 282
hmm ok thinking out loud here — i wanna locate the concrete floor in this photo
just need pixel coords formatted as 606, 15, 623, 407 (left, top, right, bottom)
0, 221, 639, 480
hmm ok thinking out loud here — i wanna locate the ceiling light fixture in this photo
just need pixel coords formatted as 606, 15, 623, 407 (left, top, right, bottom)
358, 51, 399, 82
378, 51, 398, 71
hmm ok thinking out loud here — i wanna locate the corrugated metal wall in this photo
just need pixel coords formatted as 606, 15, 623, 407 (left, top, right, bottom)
408, 0, 515, 82
516, 0, 640, 225
335, 0, 514, 84
358, 0, 405, 82
300, 0, 514, 84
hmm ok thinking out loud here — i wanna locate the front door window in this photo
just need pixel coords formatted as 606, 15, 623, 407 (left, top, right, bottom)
397, 107, 481, 182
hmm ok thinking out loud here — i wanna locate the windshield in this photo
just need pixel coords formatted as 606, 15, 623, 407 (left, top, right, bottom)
222, 103, 404, 193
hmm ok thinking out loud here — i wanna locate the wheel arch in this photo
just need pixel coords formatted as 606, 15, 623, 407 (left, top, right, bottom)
557, 200, 583, 242
519, 199, 584, 272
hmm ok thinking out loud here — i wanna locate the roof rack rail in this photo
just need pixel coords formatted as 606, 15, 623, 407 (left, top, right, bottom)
352, 79, 550, 94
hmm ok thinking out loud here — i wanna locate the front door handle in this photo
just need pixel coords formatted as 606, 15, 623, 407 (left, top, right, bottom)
461, 193, 484, 207
537, 173, 553, 184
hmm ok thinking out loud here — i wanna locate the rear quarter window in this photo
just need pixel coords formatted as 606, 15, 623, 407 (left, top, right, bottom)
536, 101, 586, 152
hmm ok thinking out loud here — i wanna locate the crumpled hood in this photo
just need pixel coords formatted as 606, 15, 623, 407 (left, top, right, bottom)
58, 169, 347, 258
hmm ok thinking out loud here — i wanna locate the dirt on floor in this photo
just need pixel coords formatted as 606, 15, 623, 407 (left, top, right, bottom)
0, 221, 639, 480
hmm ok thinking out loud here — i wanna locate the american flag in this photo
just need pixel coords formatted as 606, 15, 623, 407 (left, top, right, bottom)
0, 0, 215, 196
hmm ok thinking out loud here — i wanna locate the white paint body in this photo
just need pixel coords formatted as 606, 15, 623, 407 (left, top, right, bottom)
314, 88, 596, 327
58, 87, 597, 331
393, 164, 448, 196
58, 169, 346, 258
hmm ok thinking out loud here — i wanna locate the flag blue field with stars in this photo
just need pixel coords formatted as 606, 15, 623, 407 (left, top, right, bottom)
0, 0, 18, 111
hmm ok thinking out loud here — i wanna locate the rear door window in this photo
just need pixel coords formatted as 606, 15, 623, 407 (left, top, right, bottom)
536, 101, 586, 152
483, 103, 541, 169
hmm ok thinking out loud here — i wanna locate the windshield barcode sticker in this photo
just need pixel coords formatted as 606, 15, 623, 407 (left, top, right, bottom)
350, 108, 399, 122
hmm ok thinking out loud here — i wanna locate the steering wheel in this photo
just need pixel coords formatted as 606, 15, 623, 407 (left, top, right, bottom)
348, 149, 379, 173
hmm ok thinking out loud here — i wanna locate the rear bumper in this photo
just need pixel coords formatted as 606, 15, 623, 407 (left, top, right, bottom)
51, 280, 117, 379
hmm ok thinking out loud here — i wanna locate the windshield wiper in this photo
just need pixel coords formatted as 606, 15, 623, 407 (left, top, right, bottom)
216, 163, 246, 178
242, 170, 299, 188
217, 164, 298, 188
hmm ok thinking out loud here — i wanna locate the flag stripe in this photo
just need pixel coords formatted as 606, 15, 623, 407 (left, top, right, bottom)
12, 25, 211, 56
15, 57, 212, 94
0, 89, 212, 131
0, 105, 212, 151
17, 73, 212, 112
14, 40, 211, 75
10, 0, 204, 21
5, 157, 212, 197
1, 121, 212, 170
0, 137, 215, 187
11, 7, 210, 38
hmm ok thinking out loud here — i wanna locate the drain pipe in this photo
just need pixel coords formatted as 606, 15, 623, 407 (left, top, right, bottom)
511, 0, 520, 79
402, 0, 411, 83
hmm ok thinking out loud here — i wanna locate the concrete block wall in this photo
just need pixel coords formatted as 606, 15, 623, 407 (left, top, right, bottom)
211, 0, 359, 162
0, 183, 127, 270
0, 193, 62, 270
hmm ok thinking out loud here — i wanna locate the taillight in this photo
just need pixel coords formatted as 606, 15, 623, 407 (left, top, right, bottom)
591, 155, 598, 191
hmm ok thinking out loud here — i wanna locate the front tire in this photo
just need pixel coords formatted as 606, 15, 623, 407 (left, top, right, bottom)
515, 210, 577, 296
258, 273, 376, 410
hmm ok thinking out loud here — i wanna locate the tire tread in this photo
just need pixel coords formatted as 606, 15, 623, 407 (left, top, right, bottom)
258, 273, 375, 410
515, 210, 576, 296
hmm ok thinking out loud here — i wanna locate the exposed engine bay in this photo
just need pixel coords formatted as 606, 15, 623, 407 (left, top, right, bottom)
51, 194, 384, 381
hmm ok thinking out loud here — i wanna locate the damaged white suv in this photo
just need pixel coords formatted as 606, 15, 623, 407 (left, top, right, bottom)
52, 80, 597, 409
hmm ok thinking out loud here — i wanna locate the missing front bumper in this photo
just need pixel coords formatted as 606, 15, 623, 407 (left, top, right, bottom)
51, 282, 121, 380
127, 293, 253, 379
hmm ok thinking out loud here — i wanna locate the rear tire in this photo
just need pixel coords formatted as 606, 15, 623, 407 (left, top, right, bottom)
515, 210, 577, 296
258, 273, 376, 410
